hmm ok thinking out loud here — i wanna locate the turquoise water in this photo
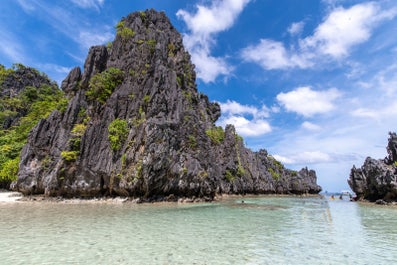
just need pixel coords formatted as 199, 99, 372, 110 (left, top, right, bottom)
1, 196, 396, 264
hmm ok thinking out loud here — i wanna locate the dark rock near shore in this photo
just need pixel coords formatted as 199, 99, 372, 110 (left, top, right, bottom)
12, 9, 321, 199
348, 132, 397, 202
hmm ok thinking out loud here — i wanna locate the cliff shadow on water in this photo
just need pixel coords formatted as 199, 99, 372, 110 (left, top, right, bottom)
8, 9, 321, 200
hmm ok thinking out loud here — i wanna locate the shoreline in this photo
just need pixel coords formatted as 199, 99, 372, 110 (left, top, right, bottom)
0, 191, 322, 204
0, 191, 23, 203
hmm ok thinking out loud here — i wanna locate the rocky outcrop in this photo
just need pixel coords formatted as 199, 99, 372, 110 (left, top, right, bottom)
12, 9, 321, 200
348, 132, 397, 202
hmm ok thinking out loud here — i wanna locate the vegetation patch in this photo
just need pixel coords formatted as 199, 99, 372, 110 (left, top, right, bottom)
188, 135, 197, 148
225, 170, 235, 182
0, 157, 19, 187
61, 151, 78, 162
206, 126, 225, 144
168, 43, 175, 57
237, 164, 245, 177
146, 39, 156, 53
143, 94, 150, 104
106, 41, 113, 51
116, 20, 135, 40
0, 64, 15, 85
68, 123, 87, 151
139, 11, 146, 19
86, 67, 124, 104
108, 118, 129, 151
268, 155, 284, 170
269, 168, 281, 181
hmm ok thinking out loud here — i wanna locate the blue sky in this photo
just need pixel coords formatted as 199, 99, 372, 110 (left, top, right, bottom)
1, 0, 397, 192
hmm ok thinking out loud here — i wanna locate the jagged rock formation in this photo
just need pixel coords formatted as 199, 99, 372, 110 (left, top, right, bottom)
349, 132, 397, 202
12, 9, 321, 200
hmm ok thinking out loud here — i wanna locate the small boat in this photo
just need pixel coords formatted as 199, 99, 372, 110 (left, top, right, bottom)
328, 191, 357, 201
340, 190, 357, 201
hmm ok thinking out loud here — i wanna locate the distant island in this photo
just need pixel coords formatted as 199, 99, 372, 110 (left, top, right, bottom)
1, 9, 321, 201
349, 132, 397, 203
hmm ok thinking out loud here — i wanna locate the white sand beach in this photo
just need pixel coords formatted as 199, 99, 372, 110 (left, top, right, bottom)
0, 191, 23, 202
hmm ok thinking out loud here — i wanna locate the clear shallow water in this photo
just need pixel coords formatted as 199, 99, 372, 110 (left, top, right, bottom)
1, 196, 396, 264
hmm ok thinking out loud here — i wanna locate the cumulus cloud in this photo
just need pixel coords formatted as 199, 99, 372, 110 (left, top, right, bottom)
274, 151, 331, 164
288, 21, 305, 36
241, 2, 397, 70
302, 2, 380, 58
241, 39, 312, 69
301, 121, 321, 131
220, 116, 272, 137
220, 100, 270, 118
177, 0, 251, 82
218, 100, 271, 137
189, 50, 231, 83
277, 86, 341, 117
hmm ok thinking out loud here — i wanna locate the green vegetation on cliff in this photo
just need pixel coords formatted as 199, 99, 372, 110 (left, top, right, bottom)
0, 64, 67, 188
108, 118, 129, 151
86, 67, 124, 103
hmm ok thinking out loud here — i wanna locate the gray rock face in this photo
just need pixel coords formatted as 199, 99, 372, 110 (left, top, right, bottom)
13, 9, 321, 199
348, 132, 397, 201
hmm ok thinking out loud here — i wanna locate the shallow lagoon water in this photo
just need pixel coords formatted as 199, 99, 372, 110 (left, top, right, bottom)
1, 196, 396, 264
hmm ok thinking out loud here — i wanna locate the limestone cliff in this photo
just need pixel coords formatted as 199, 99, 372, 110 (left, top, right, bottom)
12, 10, 321, 200
349, 132, 397, 202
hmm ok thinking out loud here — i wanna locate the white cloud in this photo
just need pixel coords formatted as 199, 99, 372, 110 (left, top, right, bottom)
79, 30, 113, 49
220, 100, 270, 119
302, 2, 381, 58
301, 121, 321, 131
70, 0, 104, 10
350, 63, 397, 120
177, 0, 250, 35
242, 2, 397, 70
277, 86, 341, 117
220, 116, 271, 137
190, 50, 231, 83
288, 21, 305, 36
351, 102, 397, 120
177, 0, 251, 82
241, 39, 312, 69
274, 151, 331, 164
218, 100, 272, 137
